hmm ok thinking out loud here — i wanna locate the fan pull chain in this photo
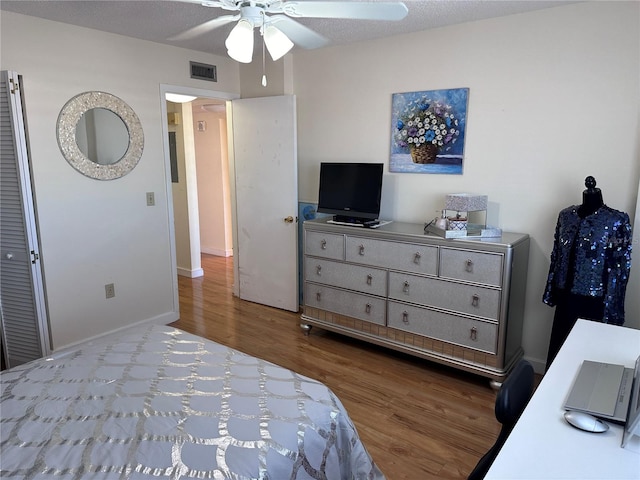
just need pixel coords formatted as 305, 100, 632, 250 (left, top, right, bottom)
261, 11, 267, 87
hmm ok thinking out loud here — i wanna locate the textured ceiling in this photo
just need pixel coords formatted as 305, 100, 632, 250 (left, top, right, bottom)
1, 0, 577, 57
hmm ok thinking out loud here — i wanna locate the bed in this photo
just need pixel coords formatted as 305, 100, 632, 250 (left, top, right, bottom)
0, 324, 384, 479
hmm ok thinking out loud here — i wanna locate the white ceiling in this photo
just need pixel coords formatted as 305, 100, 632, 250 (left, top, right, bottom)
1, 0, 578, 58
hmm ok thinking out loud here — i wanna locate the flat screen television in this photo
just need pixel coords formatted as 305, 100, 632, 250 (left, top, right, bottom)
317, 162, 383, 225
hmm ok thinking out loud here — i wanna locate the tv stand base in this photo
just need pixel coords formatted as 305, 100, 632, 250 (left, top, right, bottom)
328, 216, 379, 227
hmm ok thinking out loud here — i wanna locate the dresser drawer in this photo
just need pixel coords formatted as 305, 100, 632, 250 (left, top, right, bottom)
388, 272, 500, 321
439, 248, 504, 287
304, 257, 387, 296
305, 231, 344, 260
345, 237, 437, 275
305, 283, 386, 326
388, 301, 498, 353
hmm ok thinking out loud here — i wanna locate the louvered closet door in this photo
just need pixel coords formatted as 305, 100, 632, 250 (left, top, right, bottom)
0, 70, 50, 368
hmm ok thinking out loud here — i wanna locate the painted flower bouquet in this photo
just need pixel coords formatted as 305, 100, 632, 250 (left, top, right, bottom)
393, 95, 461, 164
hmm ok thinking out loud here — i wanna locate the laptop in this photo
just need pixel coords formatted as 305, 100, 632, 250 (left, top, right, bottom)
621, 356, 640, 448
564, 356, 639, 424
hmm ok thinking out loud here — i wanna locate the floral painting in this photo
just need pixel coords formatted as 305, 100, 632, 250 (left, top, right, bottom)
390, 88, 469, 174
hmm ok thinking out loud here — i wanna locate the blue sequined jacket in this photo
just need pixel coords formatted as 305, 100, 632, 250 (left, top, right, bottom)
543, 205, 632, 325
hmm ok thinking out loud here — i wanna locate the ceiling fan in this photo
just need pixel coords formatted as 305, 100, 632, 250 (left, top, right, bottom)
170, 1, 409, 63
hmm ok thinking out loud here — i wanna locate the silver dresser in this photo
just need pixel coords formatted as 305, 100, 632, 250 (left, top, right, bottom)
301, 218, 530, 383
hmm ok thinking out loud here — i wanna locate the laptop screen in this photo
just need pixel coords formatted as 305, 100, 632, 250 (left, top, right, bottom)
622, 355, 640, 448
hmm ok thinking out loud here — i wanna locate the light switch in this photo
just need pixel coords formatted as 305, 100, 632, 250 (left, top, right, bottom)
146, 192, 155, 206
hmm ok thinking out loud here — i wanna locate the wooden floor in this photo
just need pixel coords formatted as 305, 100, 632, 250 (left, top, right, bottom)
170, 254, 500, 479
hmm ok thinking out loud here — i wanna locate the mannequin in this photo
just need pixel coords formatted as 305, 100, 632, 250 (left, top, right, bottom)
577, 176, 604, 218
543, 176, 632, 370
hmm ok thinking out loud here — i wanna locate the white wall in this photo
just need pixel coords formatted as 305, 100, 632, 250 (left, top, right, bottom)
0, 11, 240, 349
292, 1, 640, 370
627, 179, 640, 329
171, 102, 204, 278
194, 108, 233, 257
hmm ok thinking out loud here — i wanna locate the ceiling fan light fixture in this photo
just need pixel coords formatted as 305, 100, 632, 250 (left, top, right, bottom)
225, 19, 254, 63
227, 46, 253, 63
263, 25, 294, 61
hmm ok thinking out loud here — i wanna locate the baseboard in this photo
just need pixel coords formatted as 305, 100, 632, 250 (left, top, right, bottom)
201, 247, 233, 257
177, 266, 204, 278
523, 355, 547, 375
52, 311, 179, 354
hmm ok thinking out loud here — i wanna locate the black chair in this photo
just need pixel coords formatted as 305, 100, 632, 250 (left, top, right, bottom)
467, 359, 535, 480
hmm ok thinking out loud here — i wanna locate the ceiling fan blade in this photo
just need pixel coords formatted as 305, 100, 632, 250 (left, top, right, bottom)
169, 14, 240, 41
268, 16, 329, 50
169, 0, 238, 11
281, 1, 408, 21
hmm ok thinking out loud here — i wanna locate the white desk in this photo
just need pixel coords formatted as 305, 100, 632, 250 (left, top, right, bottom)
486, 319, 640, 479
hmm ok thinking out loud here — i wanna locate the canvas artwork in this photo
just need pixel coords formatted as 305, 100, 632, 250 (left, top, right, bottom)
390, 88, 469, 174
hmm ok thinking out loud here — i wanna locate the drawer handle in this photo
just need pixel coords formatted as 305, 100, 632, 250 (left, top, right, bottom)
321, 239, 327, 250
316, 265, 322, 276
316, 292, 321, 302
359, 244, 365, 256
366, 274, 373, 286
414, 252, 421, 264
365, 303, 372, 314
403, 281, 410, 293
470, 327, 477, 341
402, 311, 409, 324
471, 294, 479, 307
465, 259, 474, 273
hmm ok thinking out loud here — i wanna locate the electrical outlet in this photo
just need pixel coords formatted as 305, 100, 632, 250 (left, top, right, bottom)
146, 192, 155, 206
105, 283, 115, 299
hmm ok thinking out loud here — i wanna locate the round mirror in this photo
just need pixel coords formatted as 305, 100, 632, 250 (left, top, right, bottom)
75, 108, 129, 165
57, 91, 144, 180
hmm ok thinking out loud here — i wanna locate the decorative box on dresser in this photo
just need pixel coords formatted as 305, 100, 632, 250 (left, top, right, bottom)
301, 217, 530, 385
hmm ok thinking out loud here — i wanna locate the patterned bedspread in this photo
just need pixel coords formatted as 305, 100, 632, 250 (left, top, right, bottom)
0, 324, 384, 479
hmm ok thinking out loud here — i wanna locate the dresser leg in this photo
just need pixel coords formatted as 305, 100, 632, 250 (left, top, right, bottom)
300, 323, 312, 335
489, 379, 502, 391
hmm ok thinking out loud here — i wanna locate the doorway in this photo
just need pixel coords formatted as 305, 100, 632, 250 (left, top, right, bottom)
160, 86, 299, 315
160, 85, 239, 290
165, 95, 233, 279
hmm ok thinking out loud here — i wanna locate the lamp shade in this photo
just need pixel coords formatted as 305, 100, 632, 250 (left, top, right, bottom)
225, 19, 254, 63
445, 193, 488, 212
264, 25, 294, 61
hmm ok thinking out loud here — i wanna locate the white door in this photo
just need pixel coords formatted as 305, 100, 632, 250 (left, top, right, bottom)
0, 71, 50, 367
230, 95, 298, 312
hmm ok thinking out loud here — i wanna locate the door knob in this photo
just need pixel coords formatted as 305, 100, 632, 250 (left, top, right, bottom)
284, 216, 294, 223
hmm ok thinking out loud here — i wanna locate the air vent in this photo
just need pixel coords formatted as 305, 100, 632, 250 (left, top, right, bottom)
190, 61, 217, 82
